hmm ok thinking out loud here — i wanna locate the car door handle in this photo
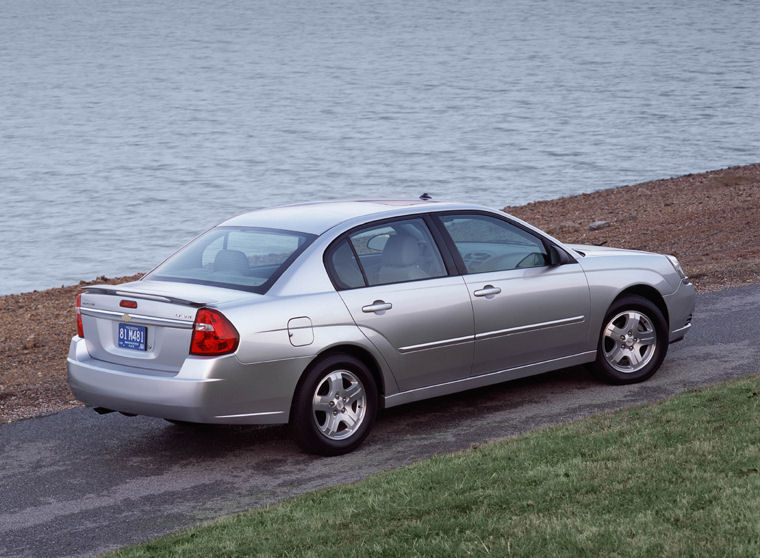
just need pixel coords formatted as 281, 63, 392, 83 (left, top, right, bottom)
473, 285, 501, 297
362, 300, 393, 313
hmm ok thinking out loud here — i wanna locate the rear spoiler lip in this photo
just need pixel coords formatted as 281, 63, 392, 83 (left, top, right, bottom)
83, 286, 207, 308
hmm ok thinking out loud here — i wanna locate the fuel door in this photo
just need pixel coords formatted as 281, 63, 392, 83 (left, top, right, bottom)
287, 317, 314, 347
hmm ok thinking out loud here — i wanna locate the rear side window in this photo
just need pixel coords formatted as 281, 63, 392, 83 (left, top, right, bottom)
146, 226, 315, 293
327, 217, 447, 288
439, 214, 548, 273
326, 240, 366, 289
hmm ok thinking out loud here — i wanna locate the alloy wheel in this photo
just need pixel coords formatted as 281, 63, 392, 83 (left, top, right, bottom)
602, 310, 657, 373
311, 369, 367, 441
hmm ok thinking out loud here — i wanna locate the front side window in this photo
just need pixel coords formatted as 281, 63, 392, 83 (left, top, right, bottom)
328, 217, 447, 288
439, 214, 548, 274
146, 226, 315, 293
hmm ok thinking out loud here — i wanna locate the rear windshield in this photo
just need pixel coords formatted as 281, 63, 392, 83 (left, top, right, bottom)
145, 226, 316, 293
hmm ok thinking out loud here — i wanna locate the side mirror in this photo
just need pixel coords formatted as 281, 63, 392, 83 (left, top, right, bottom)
548, 245, 565, 266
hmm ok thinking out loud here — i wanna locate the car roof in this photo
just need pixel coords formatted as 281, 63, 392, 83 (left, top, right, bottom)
221, 199, 493, 235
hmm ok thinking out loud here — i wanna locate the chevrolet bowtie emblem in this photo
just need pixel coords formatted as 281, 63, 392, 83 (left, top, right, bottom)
122, 314, 131, 322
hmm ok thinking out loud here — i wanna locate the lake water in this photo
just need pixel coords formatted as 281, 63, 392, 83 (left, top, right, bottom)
1, 0, 758, 295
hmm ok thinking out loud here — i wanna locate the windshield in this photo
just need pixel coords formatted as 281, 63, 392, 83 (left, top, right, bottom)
145, 226, 316, 293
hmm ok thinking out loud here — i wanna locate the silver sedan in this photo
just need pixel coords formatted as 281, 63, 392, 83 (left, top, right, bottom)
67, 200, 695, 455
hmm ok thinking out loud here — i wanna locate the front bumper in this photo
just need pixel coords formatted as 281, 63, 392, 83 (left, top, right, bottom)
66, 337, 311, 424
664, 279, 696, 343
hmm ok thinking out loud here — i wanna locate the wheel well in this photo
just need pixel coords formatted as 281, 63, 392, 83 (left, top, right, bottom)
289, 345, 386, 422
316, 345, 385, 395
616, 285, 669, 325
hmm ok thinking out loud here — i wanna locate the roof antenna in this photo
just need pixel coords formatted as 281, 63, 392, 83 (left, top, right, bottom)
419, 192, 432, 201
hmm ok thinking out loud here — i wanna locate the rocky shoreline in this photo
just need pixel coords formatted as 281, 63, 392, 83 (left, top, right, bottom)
1, 163, 758, 422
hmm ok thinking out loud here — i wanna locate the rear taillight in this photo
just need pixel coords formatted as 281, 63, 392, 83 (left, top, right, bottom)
190, 308, 239, 356
76, 293, 84, 338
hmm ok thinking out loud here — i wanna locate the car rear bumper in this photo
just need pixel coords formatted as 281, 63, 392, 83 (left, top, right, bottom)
664, 280, 696, 343
67, 337, 310, 425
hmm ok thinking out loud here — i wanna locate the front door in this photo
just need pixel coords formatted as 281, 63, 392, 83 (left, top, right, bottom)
436, 212, 590, 375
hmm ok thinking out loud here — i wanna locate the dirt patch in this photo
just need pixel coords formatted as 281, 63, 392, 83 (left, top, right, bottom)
0, 274, 142, 422
1, 164, 758, 422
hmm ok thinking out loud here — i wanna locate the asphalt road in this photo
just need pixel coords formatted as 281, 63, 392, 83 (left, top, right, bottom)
1, 284, 759, 558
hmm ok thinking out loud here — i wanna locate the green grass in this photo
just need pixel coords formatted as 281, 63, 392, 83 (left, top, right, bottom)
112, 376, 760, 557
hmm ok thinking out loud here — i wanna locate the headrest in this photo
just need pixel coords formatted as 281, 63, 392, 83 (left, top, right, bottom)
214, 249, 249, 274
382, 235, 420, 267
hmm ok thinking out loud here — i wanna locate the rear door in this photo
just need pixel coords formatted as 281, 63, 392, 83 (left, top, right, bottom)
434, 212, 591, 375
326, 216, 475, 391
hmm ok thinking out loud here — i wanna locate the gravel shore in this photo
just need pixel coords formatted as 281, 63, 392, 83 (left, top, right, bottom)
2, 164, 758, 422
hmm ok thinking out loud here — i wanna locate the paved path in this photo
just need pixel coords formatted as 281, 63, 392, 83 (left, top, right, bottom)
1, 284, 759, 557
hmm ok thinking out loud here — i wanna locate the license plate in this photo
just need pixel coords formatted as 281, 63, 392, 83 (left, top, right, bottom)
118, 323, 147, 351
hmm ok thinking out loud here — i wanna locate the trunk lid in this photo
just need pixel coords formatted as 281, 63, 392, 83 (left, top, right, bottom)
79, 280, 253, 372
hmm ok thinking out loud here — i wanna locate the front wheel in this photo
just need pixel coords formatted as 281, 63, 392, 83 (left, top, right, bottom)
590, 295, 668, 384
291, 354, 377, 456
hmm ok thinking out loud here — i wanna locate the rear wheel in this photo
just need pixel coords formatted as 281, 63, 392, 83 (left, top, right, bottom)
291, 354, 377, 456
590, 295, 668, 384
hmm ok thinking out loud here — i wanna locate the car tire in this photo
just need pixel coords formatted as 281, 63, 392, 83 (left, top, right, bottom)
291, 354, 377, 456
590, 295, 668, 384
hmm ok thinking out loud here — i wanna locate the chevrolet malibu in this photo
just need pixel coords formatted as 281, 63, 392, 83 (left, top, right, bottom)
68, 200, 695, 455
